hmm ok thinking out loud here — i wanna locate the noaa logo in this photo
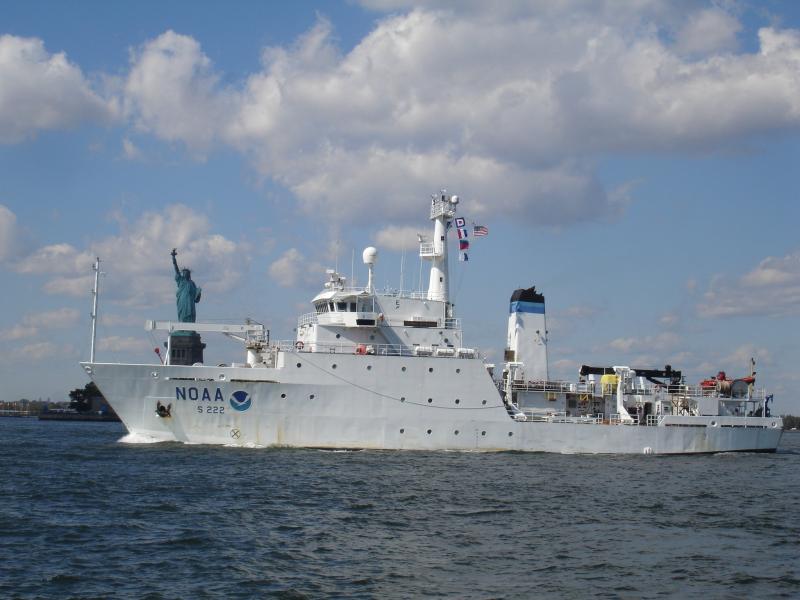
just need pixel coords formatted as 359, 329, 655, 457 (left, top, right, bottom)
229, 390, 252, 412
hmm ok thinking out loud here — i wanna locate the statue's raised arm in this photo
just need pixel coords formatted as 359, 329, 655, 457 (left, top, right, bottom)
171, 248, 180, 277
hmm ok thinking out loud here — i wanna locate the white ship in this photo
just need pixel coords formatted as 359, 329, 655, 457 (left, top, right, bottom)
83, 192, 783, 454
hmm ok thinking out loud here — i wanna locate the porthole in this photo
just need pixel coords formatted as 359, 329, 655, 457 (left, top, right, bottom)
481, 431, 486, 436
428, 367, 434, 373
455, 399, 460, 404
219, 374, 226, 381
482, 400, 487, 405
309, 394, 315, 400
335, 333, 341, 339
296, 363, 302, 368
454, 430, 459, 435
400, 397, 406, 402
400, 428, 405, 434
456, 368, 461, 374
367, 365, 372, 371
332, 364, 337, 369
427, 398, 433, 404
427, 429, 432, 435
401, 366, 407, 372
508, 432, 513, 437
280, 393, 286, 399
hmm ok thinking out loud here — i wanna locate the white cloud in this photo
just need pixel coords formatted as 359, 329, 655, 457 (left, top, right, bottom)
97, 336, 152, 353
15, 342, 77, 361
117, 10, 800, 227
0, 35, 117, 143
698, 250, 800, 317
374, 225, 425, 251
124, 30, 229, 154
675, 8, 742, 55
720, 344, 771, 368
122, 137, 142, 160
0, 325, 30, 341
0, 307, 80, 340
269, 248, 324, 288
14, 204, 246, 308
659, 312, 681, 327
100, 313, 147, 327
31, 308, 80, 328
606, 332, 681, 354
0, 204, 19, 262
16, 243, 93, 275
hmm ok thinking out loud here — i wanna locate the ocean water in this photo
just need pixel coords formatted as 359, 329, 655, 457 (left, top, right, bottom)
1, 419, 799, 600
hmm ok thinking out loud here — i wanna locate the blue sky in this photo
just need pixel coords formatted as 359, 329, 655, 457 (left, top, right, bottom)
1, 1, 798, 412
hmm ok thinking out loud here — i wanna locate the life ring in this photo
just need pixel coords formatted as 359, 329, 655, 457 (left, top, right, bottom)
295, 341, 304, 351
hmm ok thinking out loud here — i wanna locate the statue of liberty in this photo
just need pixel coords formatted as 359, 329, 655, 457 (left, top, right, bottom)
171, 248, 202, 322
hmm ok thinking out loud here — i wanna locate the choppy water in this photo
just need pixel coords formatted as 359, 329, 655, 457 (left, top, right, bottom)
1, 418, 799, 599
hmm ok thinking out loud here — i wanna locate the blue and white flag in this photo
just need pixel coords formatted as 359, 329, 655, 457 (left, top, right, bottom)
455, 217, 466, 228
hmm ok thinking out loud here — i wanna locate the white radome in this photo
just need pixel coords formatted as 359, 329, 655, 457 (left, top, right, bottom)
362, 246, 378, 265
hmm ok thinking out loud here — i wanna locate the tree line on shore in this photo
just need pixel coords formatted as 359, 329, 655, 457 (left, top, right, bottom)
781, 415, 800, 430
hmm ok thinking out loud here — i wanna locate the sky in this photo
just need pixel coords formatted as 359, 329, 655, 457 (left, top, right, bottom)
0, 0, 798, 411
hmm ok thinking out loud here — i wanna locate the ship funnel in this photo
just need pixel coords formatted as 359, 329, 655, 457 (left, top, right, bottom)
363, 246, 378, 292
505, 286, 548, 381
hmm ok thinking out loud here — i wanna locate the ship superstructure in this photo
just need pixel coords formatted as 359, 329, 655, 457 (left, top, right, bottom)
82, 191, 783, 454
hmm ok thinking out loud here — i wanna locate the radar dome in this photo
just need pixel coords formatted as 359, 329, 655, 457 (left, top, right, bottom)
362, 246, 378, 265
450, 194, 459, 204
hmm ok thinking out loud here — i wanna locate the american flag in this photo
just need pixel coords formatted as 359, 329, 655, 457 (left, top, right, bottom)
473, 224, 488, 236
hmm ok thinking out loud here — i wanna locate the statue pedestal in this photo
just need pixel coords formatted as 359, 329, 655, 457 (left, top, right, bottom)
169, 332, 206, 365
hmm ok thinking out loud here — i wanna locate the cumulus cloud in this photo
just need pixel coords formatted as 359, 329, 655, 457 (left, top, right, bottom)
269, 248, 324, 288
0, 308, 80, 341
0, 35, 117, 143
122, 137, 142, 160
97, 336, 152, 353
15, 341, 77, 361
698, 250, 800, 317
0, 204, 19, 262
124, 30, 229, 154
374, 225, 425, 251
115, 7, 800, 228
14, 204, 246, 308
675, 8, 742, 55
606, 332, 681, 353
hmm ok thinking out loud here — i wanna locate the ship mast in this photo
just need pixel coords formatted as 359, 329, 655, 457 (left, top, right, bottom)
90, 256, 101, 363
421, 191, 459, 307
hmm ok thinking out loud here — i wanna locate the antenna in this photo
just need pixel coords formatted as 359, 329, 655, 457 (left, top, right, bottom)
334, 239, 339, 274
90, 256, 101, 362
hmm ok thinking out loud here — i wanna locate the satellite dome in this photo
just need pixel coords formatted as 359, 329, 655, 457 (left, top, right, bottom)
362, 246, 378, 265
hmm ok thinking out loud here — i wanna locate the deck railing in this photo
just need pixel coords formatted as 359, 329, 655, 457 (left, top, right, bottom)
274, 339, 481, 359
510, 379, 766, 401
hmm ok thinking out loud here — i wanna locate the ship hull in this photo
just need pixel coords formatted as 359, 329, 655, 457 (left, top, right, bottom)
83, 354, 783, 455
